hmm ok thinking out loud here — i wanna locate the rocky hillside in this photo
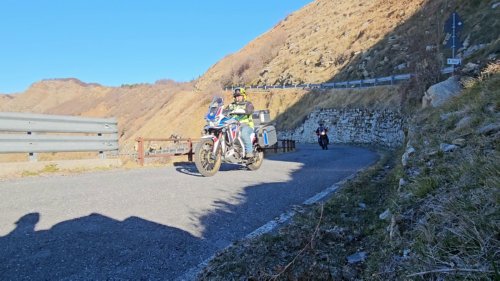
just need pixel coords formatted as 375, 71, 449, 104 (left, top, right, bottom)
195, 0, 499, 89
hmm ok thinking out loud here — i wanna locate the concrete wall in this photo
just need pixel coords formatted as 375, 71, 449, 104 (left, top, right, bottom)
278, 108, 405, 147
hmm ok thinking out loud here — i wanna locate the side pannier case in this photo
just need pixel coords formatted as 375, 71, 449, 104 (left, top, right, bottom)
253, 109, 277, 147
252, 110, 271, 126
257, 125, 277, 147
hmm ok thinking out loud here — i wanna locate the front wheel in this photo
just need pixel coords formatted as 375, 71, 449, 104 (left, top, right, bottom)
247, 149, 264, 171
194, 138, 222, 177
320, 137, 328, 150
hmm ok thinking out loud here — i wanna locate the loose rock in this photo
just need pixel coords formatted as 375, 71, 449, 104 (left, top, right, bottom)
347, 251, 367, 264
379, 209, 392, 220
440, 143, 458, 152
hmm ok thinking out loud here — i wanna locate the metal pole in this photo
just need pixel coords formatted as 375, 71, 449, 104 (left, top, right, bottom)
452, 12, 456, 73
187, 138, 193, 162
137, 137, 144, 166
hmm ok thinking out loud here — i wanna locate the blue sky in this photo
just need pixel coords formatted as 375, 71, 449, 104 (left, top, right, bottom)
0, 1, 312, 94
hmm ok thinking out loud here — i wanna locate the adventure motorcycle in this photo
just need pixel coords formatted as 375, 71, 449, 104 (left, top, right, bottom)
194, 96, 277, 177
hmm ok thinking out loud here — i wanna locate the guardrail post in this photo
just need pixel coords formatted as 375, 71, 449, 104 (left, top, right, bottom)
27, 131, 37, 162
292, 140, 296, 150
97, 133, 106, 159
282, 140, 286, 153
187, 138, 193, 161
137, 137, 144, 166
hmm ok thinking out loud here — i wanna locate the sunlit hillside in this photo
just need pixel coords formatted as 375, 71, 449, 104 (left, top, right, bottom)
0, 0, 498, 151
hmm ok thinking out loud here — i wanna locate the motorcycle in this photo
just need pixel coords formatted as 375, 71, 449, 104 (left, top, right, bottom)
317, 129, 329, 150
194, 96, 277, 177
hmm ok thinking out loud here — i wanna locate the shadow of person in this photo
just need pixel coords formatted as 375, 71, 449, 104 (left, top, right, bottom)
9, 212, 40, 237
0, 213, 211, 280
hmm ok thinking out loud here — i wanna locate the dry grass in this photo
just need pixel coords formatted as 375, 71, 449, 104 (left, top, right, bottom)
389, 72, 500, 280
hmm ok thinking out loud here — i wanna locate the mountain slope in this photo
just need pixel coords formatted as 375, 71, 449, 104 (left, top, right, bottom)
1, 0, 498, 150
196, 0, 499, 90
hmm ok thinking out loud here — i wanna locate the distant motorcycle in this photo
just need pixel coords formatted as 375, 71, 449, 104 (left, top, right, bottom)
316, 126, 329, 150
194, 96, 277, 177
318, 131, 329, 150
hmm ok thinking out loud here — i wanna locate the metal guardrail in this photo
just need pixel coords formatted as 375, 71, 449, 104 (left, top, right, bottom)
0, 112, 119, 161
225, 67, 454, 91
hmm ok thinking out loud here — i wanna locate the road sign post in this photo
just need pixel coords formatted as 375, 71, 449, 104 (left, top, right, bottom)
444, 12, 463, 73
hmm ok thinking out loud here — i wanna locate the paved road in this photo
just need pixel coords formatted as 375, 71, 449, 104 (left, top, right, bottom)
0, 144, 378, 280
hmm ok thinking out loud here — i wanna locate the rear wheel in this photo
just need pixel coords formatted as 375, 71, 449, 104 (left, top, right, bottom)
247, 149, 264, 171
194, 139, 222, 177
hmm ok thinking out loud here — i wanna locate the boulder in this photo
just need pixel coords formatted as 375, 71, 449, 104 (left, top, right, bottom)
422, 76, 462, 108
461, 62, 480, 74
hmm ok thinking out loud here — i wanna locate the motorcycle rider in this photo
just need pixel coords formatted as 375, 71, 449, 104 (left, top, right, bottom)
315, 121, 329, 148
225, 87, 255, 158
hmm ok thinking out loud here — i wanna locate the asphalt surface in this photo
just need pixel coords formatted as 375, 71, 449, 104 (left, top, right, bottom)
0, 144, 378, 280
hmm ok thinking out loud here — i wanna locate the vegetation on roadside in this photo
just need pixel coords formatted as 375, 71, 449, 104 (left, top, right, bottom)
199, 150, 398, 280
14, 163, 117, 179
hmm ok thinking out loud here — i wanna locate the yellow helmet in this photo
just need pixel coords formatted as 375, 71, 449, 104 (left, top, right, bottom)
233, 87, 247, 99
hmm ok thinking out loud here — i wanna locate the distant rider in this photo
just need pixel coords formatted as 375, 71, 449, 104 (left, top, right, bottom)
315, 121, 329, 147
225, 87, 255, 158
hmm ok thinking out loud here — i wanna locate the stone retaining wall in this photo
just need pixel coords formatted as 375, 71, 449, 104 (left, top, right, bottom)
278, 109, 405, 147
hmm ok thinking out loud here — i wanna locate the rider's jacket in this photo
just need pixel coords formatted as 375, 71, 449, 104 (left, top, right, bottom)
226, 101, 255, 128
316, 125, 328, 136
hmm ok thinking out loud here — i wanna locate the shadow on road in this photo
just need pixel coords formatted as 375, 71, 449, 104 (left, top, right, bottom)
174, 160, 249, 177
0, 212, 211, 280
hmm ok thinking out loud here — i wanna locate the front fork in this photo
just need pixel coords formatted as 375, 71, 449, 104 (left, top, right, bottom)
201, 132, 225, 156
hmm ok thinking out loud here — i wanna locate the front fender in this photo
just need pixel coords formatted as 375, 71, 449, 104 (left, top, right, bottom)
200, 134, 223, 155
